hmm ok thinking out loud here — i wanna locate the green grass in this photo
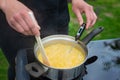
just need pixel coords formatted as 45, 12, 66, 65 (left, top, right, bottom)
0, 0, 120, 80
68, 0, 120, 40
0, 49, 8, 80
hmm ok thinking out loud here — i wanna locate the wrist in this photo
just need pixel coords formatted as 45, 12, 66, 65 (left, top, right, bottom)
0, 0, 17, 12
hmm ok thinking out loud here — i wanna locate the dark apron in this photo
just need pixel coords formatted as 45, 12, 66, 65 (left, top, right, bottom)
22, 0, 70, 37
0, 0, 69, 80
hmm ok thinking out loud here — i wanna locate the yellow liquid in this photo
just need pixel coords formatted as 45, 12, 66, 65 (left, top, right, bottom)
37, 43, 85, 69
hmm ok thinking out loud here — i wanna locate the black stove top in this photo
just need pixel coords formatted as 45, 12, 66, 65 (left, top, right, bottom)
83, 38, 120, 80
16, 38, 120, 80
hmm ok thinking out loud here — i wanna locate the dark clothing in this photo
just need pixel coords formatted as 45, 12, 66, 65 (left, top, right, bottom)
20, 0, 70, 37
0, 0, 69, 80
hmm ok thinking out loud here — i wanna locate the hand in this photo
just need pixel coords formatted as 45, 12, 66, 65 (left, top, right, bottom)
72, 0, 97, 29
2, 0, 40, 36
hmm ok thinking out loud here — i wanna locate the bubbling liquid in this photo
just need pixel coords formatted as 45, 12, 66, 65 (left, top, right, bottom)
37, 42, 85, 69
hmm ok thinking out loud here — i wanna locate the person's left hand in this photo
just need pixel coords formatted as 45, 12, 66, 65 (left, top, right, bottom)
72, 0, 97, 29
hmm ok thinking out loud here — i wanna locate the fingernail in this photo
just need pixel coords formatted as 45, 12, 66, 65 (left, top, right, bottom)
79, 21, 83, 26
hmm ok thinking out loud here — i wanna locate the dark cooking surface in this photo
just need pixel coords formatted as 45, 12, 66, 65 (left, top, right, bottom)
16, 38, 120, 80
83, 38, 120, 80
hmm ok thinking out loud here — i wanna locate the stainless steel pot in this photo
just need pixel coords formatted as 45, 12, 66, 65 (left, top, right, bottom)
25, 27, 104, 80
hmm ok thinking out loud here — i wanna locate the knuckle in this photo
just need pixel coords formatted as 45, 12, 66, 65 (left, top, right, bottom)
89, 6, 93, 10
24, 28, 30, 32
20, 11, 25, 16
9, 18, 15, 23
87, 16, 92, 20
20, 10, 28, 17
95, 15, 98, 20
32, 28, 39, 35
9, 18, 16, 27
29, 23, 35, 29
93, 15, 97, 21
14, 13, 21, 20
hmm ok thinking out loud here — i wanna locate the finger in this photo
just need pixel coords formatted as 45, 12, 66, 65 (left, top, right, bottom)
21, 11, 40, 35
30, 26, 40, 36
86, 11, 97, 28
73, 9, 83, 25
85, 9, 97, 29
10, 18, 29, 35
85, 7, 98, 29
9, 18, 27, 35
14, 13, 33, 35
85, 11, 92, 29
91, 12, 97, 27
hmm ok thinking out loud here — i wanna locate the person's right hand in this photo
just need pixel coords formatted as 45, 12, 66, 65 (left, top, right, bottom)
2, 0, 40, 36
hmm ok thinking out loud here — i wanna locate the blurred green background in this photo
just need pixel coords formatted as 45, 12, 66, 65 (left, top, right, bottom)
0, 0, 120, 80
68, 0, 120, 40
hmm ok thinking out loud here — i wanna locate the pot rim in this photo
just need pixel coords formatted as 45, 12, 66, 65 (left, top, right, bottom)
34, 34, 88, 70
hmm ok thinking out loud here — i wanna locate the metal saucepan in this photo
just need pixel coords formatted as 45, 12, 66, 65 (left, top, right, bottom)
25, 27, 104, 80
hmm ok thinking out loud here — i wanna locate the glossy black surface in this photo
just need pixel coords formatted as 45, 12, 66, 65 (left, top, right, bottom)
16, 38, 120, 80
83, 38, 120, 80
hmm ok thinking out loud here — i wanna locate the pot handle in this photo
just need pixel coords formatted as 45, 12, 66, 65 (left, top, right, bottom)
25, 62, 48, 77
84, 56, 98, 65
82, 27, 104, 45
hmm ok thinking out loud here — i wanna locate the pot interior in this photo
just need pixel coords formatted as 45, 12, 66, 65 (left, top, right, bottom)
34, 35, 88, 69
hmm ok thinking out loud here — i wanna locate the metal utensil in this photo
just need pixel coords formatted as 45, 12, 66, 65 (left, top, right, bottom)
28, 12, 50, 66
75, 23, 86, 41
67, 23, 86, 53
